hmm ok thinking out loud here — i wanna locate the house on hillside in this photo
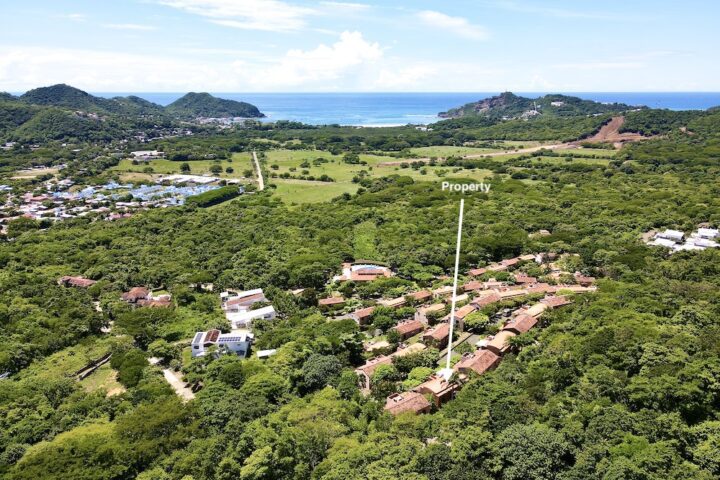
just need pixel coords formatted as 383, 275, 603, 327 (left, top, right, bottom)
351, 306, 375, 326
333, 262, 393, 282
454, 349, 501, 377
384, 392, 432, 415
573, 272, 596, 286
222, 289, 267, 313
191, 329, 254, 358
318, 296, 345, 310
472, 292, 502, 308
226, 305, 276, 329
58, 276, 96, 288
413, 373, 458, 406
656, 229, 685, 242
122, 287, 150, 304
406, 290, 432, 304
503, 313, 538, 334
355, 355, 393, 390
484, 330, 517, 355
415, 303, 446, 324
379, 296, 407, 309
541, 295, 573, 309
422, 322, 450, 348
394, 319, 424, 340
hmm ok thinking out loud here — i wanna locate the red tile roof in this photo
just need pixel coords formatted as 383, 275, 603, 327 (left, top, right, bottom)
59, 276, 96, 288
541, 295, 573, 308
394, 319, 424, 337
384, 392, 431, 415
122, 287, 149, 302
319, 296, 345, 306
503, 313, 537, 334
355, 355, 393, 377
423, 322, 450, 342
454, 304, 477, 320
352, 306, 375, 319
454, 349, 501, 376
408, 290, 432, 301
463, 281, 484, 292
472, 292, 502, 307
468, 267, 488, 277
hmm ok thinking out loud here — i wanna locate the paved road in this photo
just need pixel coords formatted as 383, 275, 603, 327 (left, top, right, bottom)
252, 151, 265, 191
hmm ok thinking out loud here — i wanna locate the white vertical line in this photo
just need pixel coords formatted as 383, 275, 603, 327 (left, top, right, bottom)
445, 198, 464, 371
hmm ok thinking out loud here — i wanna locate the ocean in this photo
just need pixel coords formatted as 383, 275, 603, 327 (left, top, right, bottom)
93, 92, 720, 127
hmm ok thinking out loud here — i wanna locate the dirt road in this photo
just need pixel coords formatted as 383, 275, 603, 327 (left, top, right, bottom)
252, 151, 265, 191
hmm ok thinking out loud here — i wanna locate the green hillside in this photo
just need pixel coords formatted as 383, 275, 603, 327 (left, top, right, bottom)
165, 92, 265, 119
440, 92, 638, 120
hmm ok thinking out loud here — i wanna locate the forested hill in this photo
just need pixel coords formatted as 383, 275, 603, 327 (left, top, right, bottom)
4, 84, 264, 119
439, 92, 638, 120
165, 92, 265, 119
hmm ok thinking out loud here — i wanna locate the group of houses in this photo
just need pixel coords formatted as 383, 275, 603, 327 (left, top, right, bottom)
383, 293, 576, 416
339, 254, 598, 415
190, 288, 277, 360
648, 227, 719, 253
0, 177, 222, 232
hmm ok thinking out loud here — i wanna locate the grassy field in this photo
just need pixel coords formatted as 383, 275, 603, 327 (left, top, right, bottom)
16, 336, 120, 382
269, 179, 358, 204
80, 362, 125, 396
353, 220, 378, 259
408, 145, 505, 158
112, 154, 255, 179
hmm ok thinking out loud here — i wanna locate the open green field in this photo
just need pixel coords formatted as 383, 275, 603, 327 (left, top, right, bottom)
408, 145, 506, 158
16, 336, 119, 382
112, 154, 254, 179
270, 179, 359, 204
80, 362, 125, 396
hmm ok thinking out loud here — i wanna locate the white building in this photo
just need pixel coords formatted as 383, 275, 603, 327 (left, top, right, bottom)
649, 238, 677, 248
656, 229, 685, 242
191, 329, 254, 358
130, 150, 165, 160
222, 288, 267, 313
697, 228, 719, 239
226, 305, 276, 329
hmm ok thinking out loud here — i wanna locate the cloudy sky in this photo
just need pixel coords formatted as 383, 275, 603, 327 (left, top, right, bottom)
1, 0, 718, 92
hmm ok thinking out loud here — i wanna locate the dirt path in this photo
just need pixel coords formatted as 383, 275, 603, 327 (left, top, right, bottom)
148, 357, 195, 402
574, 116, 646, 147
162, 369, 195, 402
252, 151, 264, 191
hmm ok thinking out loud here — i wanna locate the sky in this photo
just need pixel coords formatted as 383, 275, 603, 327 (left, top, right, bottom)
0, 0, 719, 92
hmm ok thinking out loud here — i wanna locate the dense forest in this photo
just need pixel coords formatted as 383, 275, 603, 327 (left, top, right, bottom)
1, 90, 720, 479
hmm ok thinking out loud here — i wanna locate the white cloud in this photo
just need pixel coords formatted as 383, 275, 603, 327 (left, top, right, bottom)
416, 10, 488, 40
553, 61, 644, 70
320, 2, 371, 10
103, 23, 157, 31
252, 31, 382, 87
59, 13, 87, 22
375, 65, 437, 89
156, 0, 316, 32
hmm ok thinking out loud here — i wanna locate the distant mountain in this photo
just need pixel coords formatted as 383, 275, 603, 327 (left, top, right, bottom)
165, 92, 264, 119
0, 92, 17, 102
14, 84, 264, 122
439, 92, 639, 120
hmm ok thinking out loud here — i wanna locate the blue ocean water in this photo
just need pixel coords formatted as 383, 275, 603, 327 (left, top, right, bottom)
93, 92, 720, 126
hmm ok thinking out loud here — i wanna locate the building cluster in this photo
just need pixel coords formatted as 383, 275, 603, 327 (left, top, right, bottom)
648, 227, 719, 253
383, 293, 575, 415
339, 254, 598, 416
0, 177, 222, 232
191, 288, 277, 359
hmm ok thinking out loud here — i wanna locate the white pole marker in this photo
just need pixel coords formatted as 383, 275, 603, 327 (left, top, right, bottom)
445, 198, 465, 371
